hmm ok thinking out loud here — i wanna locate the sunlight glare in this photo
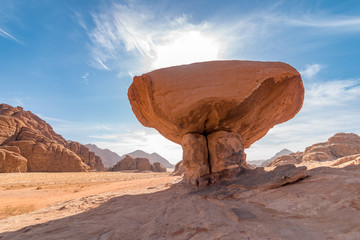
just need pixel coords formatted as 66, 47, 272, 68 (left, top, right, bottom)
153, 31, 219, 69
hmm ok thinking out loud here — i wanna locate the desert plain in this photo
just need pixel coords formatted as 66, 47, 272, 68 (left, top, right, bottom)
0, 171, 176, 232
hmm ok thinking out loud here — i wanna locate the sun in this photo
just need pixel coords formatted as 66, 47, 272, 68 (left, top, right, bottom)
152, 31, 219, 69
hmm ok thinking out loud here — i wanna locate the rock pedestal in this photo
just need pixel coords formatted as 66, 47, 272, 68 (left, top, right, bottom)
182, 130, 246, 186
128, 60, 305, 186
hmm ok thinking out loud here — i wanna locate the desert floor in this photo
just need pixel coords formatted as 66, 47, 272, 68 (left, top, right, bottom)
0, 171, 177, 232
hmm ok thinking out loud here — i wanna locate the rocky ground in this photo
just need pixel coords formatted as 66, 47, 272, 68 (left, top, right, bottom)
0, 165, 359, 240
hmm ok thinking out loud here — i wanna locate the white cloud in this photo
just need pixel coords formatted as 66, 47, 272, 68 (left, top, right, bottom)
300, 64, 321, 79
0, 27, 24, 45
87, 3, 221, 72
81, 72, 89, 85
305, 79, 360, 108
286, 16, 360, 29
37, 114, 70, 124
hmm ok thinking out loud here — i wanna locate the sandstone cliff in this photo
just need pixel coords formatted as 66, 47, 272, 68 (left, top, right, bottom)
0, 104, 104, 172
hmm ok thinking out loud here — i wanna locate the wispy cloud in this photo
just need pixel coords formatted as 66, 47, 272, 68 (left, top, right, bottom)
36, 114, 71, 124
305, 79, 360, 108
86, 3, 221, 72
82, 72, 89, 85
84, 1, 360, 73
0, 27, 24, 45
300, 64, 322, 79
285, 15, 360, 29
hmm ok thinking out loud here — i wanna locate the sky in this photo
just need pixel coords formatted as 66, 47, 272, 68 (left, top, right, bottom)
1, 0, 360, 164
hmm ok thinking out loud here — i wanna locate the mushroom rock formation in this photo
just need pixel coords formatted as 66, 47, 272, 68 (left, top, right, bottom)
128, 60, 304, 186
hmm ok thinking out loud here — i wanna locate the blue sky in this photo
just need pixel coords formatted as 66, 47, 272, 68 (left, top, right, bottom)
1, 0, 360, 163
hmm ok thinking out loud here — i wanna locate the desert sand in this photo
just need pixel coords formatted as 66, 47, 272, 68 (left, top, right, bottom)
1, 165, 359, 240
0, 171, 177, 233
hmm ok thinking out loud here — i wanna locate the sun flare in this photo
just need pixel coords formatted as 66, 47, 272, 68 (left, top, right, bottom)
152, 31, 219, 69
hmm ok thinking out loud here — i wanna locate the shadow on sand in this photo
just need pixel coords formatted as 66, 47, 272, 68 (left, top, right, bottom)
1, 165, 359, 240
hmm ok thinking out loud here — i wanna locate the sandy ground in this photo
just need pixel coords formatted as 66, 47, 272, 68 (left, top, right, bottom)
0, 171, 178, 232
1, 165, 359, 239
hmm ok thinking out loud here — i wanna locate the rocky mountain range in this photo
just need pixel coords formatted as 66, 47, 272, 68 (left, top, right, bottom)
268, 133, 360, 167
85, 144, 123, 168
85, 144, 174, 168
0, 104, 104, 172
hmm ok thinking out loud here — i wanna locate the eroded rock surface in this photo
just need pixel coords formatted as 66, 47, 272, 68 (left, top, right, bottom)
128, 61, 304, 185
268, 133, 360, 167
151, 162, 167, 172
171, 161, 185, 176
0, 104, 104, 172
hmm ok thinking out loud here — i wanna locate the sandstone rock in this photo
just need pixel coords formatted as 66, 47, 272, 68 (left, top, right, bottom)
268, 133, 360, 167
110, 156, 163, 172
151, 162, 167, 172
111, 155, 137, 171
268, 152, 303, 167
171, 161, 185, 176
181, 133, 210, 185
137, 158, 152, 171
128, 61, 304, 147
0, 145, 21, 154
207, 131, 246, 182
332, 154, 360, 167
128, 61, 304, 185
0, 104, 104, 173
0, 149, 27, 173
67, 141, 105, 171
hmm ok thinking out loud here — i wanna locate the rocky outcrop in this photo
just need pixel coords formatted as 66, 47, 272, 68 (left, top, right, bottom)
110, 155, 166, 172
0, 148, 27, 172
128, 61, 304, 185
151, 162, 167, 172
0, 104, 104, 172
171, 161, 185, 176
67, 142, 104, 171
268, 133, 360, 167
120, 150, 174, 168
247, 149, 293, 167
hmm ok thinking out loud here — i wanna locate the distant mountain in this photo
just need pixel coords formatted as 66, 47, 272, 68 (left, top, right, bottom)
121, 150, 174, 168
248, 149, 293, 167
85, 144, 122, 168
85, 145, 174, 168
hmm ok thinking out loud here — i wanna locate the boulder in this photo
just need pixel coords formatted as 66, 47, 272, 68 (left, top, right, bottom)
171, 160, 185, 176
0, 149, 27, 173
137, 158, 152, 171
128, 61, 304, 185
151, 162, 167, 172
111, 155, 137, 171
